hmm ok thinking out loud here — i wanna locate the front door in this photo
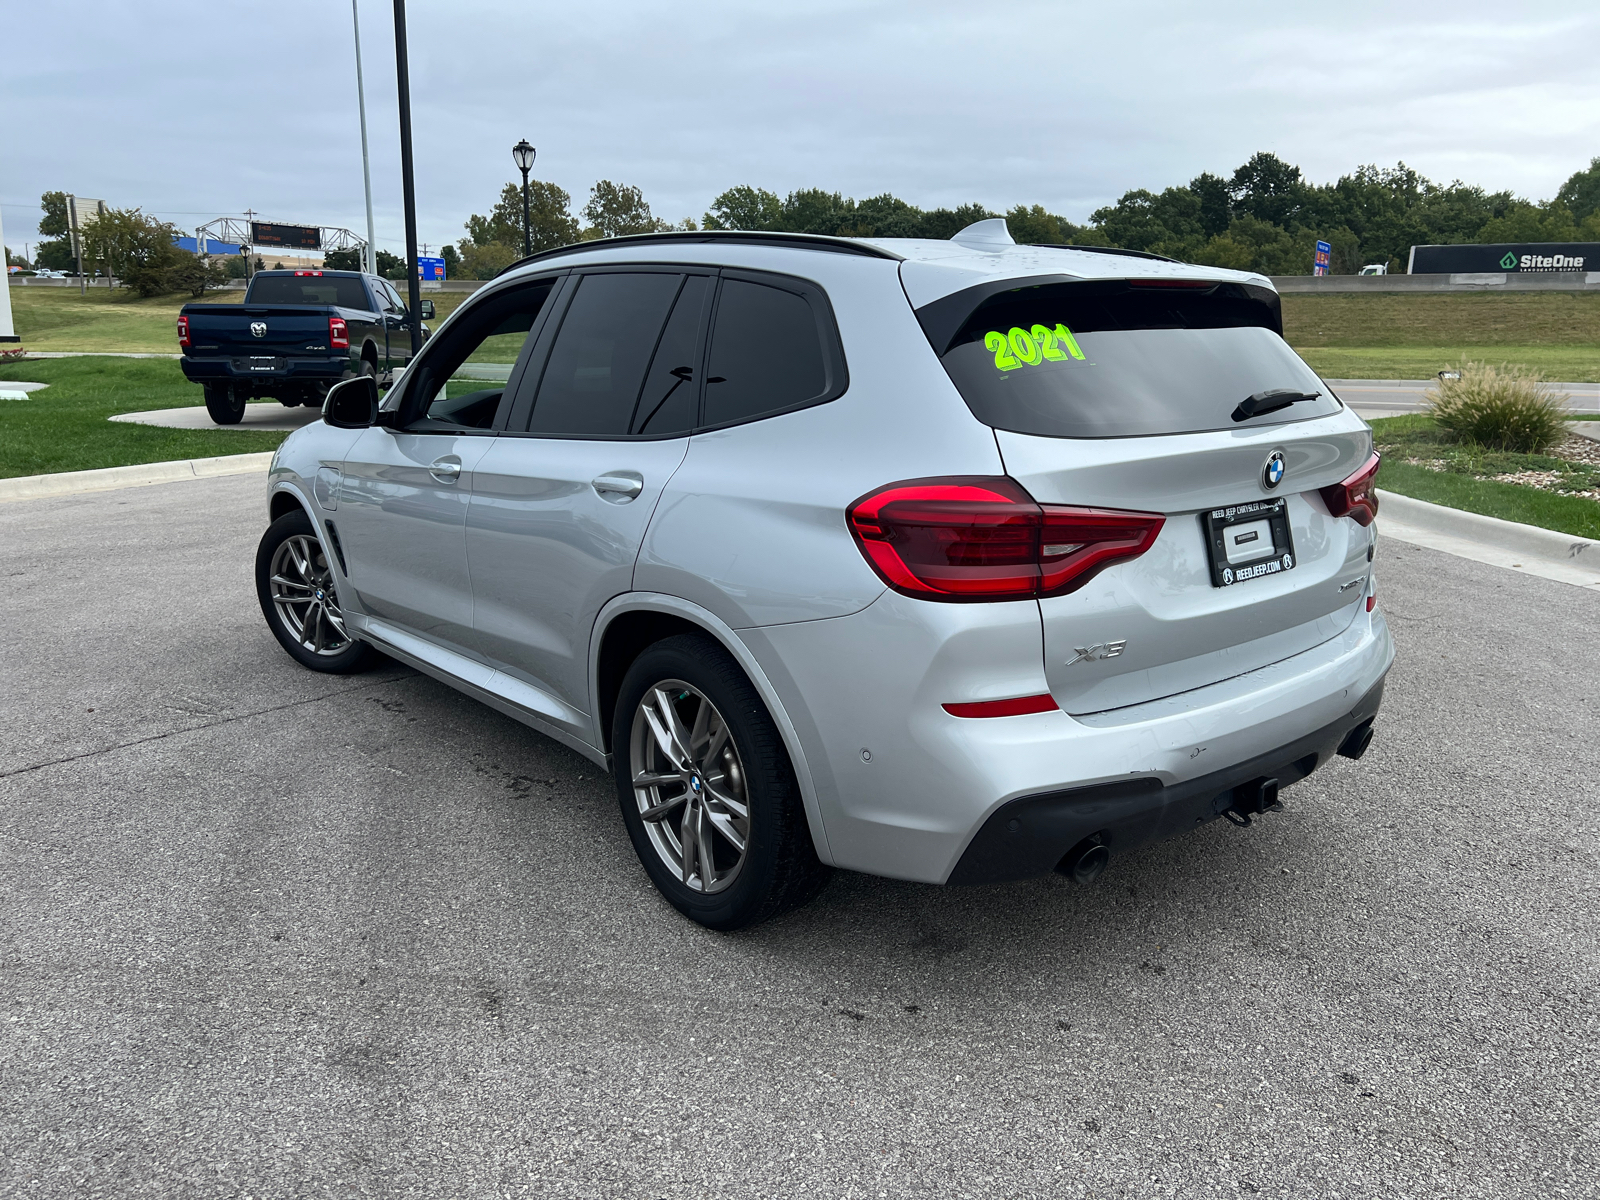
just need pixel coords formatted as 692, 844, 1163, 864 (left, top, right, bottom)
468, 269, 711, 742
333, 279, 560, 654
334, 428, 492, 651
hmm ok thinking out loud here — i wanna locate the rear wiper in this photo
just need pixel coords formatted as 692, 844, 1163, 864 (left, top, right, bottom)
1232, 389, 1321, 422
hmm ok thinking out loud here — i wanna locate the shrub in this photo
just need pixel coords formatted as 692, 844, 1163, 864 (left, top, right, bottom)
1425, 361, 1568, 453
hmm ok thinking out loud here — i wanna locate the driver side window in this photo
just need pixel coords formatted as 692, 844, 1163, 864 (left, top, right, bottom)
407, 282, 554, 430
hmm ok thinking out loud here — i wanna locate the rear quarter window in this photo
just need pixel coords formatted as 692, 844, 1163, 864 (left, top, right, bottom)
701, 273, 846, 429
923, 279, 1340, 438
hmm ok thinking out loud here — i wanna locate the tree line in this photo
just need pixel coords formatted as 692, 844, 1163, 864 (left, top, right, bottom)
20, 151, 1600, 292
448, 152, 1600, 278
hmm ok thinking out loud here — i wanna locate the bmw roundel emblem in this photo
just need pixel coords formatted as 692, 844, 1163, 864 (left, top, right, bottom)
1262, 450, 1286, 490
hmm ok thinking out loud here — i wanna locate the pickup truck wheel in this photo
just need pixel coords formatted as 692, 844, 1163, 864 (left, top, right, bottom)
254, 510, 374, 674
204, 384, 246, 425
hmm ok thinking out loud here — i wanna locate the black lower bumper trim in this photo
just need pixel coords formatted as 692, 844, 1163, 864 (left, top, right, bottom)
946, 677, 1386, 886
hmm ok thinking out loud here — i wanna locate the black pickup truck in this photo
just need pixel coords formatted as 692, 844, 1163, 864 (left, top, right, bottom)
178, 270, 433, 424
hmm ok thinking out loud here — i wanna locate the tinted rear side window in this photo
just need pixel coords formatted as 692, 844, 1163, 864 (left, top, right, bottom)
928, 281, 1339, 438
703, 280, 828, 428
246, 275, 370, 308
528, 272, 681, 437
632, 275, 710, 436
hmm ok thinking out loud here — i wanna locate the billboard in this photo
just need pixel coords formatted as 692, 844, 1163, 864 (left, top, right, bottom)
173, 236, 242, 256
1408, 242, 1600, 274
66, 196, 107, 256
250, 222, 321, 250
417, 256, 446, 281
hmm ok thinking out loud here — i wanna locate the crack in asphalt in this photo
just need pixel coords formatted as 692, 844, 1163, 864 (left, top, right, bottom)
0, 673, 410, 781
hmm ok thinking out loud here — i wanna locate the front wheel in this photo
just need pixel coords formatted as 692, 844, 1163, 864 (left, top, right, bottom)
612, 634, 829, 930
204, 383, 246, 425
254, 509, 374, 673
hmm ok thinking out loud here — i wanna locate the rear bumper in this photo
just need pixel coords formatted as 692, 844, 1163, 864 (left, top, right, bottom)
742, 593, 1394, 884
946, 677, 1385, 884
180, 356, 347, 387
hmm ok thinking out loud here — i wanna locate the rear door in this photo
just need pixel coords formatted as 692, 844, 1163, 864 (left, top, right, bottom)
466, 268, 710, 740
924, 277, 1375, 715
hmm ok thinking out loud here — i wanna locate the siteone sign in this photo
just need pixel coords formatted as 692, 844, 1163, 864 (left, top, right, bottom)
1408, 242, 1599, 274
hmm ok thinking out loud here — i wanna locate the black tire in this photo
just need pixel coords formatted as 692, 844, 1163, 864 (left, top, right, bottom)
204, 383, 246, 425
254, 509, 374, 674
612, 634, 830, 930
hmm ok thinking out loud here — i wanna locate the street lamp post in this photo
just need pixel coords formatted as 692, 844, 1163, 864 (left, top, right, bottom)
393, 0, 422, 355
512, 140, 536, 257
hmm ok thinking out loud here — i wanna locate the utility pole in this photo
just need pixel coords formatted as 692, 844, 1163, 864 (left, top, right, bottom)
352, 0, 377, 276
393, 0, 421, 350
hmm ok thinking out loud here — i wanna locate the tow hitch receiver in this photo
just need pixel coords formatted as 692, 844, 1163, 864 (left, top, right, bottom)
1223, 776, 1282, 827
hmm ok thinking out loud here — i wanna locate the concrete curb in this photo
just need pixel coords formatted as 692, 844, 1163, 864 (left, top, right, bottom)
1376, 489, 1600, 591
0, 453, 273, 503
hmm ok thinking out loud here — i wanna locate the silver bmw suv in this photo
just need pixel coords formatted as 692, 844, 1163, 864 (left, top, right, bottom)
256, 219, 1392, 929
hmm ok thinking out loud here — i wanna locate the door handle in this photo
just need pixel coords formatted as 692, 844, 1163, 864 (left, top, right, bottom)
429, 457, 462, 483
592, 471, 644, 502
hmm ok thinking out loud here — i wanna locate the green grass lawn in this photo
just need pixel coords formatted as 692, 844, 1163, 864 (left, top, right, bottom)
6, 282, 475, 354
1283, 291, 1600, 382
0, 357, 286, 478
8, 284, 239, 353
1370, 415, 1600, 540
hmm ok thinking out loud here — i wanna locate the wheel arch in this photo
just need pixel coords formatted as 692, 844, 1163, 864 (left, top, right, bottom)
590, 593, 836, 867
269, 484, 308, 523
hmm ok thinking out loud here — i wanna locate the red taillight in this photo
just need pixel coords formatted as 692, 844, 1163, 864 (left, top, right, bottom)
943, 693, 1059, 718
177, 315, 190, 349
294, 270, 323, 276
1320, 452, 1381, 527
328, 317, 349, 349
847, 476, 1166, 601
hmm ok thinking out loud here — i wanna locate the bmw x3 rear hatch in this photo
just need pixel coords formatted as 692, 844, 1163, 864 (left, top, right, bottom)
917, 275, 1376, 715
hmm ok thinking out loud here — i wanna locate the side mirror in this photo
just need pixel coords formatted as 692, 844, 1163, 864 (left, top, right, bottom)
419, 299, 435, 320
323, 375, 380, 429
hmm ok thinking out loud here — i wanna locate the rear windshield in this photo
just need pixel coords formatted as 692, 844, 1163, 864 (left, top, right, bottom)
245, 274, 370, 309
924, 280, 1340, 438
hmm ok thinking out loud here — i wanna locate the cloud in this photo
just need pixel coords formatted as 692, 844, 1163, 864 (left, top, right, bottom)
3, 0, 1597, 250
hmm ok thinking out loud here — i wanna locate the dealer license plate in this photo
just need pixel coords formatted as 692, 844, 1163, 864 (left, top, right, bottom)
1200, 498, 1297, 588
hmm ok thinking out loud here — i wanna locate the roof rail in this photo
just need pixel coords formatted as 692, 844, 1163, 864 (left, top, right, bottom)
1032, 243, 1182, 264
495, 230, 904, 277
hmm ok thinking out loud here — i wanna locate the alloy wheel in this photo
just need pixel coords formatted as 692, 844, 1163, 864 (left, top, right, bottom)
629, 680, 752, 894
268, 534, 351, 656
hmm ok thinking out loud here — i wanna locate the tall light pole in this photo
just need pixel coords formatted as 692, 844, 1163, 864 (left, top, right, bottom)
393, 0, 421, 355
352, 0, 377, 276
512, 140, 536, 257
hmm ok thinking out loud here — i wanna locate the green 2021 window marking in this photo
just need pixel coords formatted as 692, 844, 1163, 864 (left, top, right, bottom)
984, 325, 1085, 371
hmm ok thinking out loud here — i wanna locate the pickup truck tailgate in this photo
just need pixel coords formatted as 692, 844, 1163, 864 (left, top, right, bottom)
183, 305, 333, 357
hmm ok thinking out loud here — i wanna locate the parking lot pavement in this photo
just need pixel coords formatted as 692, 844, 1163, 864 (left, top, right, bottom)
2, 476, 1596, 1200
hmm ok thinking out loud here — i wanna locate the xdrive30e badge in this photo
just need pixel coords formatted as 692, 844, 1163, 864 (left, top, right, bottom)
1262, 449, 1286, 490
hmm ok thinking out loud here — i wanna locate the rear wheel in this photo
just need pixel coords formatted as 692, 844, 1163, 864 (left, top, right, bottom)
254, 509, 373, 673
204, 383, 246, 425
612, 634, 829, 930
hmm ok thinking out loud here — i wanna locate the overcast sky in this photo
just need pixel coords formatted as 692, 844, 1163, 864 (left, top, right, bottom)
3, 0, 1597, 255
